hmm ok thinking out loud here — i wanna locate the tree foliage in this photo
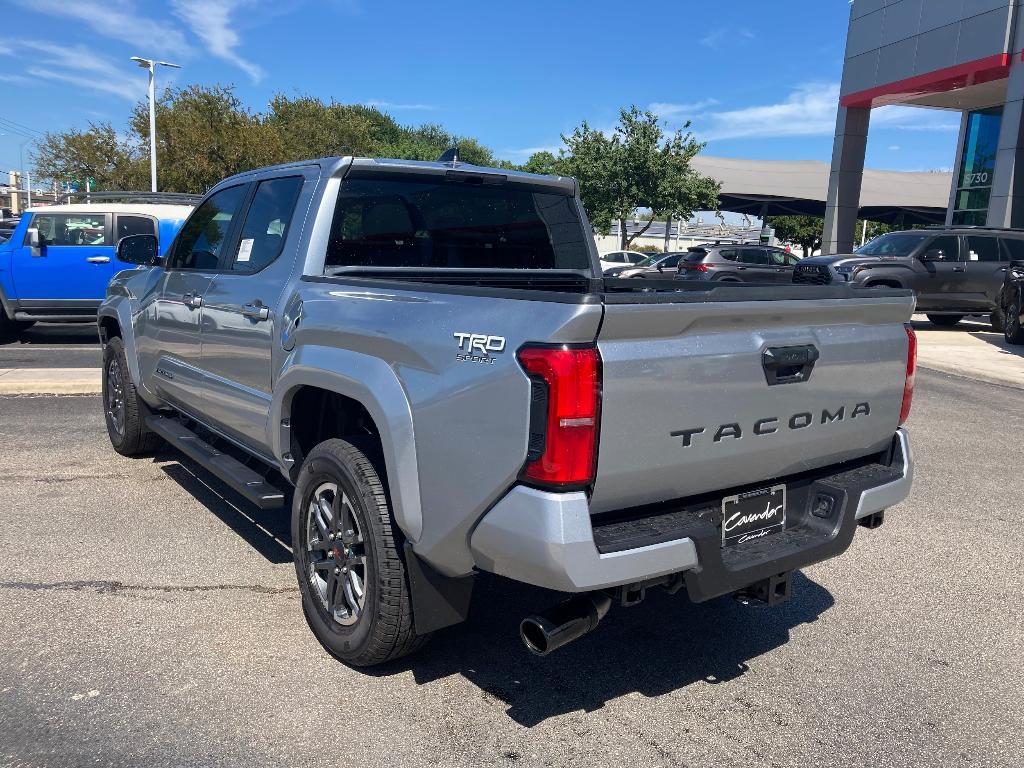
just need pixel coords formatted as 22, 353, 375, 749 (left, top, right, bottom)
33, 85, 498, 194
768, 215, 824, 256
560, 106, 719, 248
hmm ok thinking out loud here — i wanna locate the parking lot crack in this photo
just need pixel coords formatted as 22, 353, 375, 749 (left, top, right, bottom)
0, 580, 297, 596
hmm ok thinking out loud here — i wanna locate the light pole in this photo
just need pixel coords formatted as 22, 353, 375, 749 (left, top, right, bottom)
130, 56, 181, 193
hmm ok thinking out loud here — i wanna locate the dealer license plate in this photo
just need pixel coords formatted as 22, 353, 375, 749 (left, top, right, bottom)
721, 484, 786, 547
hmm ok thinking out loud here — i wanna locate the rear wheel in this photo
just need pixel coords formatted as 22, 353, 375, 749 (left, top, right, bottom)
102, 337, 161, 456
1005, 296, 1024, 345
0, 313, 33, 341
927, 314, 964, 328
292, 438, 427, 667
991, 309, 1006, 333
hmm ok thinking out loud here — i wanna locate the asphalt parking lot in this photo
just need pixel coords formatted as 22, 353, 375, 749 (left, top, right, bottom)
0, 365, 1022, 766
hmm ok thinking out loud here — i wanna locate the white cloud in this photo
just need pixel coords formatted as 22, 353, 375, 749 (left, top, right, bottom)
12, 0, 191, 56
0, 39, 145, 100
696, 83, 960, 142
0, 73, 29, 84
649, 99, 719, 118
365, 100, 436, 111
171, 0, 264, 82
888, 145, 900, 151
701, 27, 754, 50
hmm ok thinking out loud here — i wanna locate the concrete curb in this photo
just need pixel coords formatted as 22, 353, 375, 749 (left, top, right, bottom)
0, 368, 102, 395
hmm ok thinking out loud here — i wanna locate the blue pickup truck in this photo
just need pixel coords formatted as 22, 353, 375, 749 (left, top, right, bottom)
0, 202, 193, 337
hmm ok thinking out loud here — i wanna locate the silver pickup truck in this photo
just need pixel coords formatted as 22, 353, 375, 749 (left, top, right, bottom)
98, 157, 917, 666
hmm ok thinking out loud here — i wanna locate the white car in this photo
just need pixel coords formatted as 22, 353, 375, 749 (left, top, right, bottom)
599, 250, 647, 273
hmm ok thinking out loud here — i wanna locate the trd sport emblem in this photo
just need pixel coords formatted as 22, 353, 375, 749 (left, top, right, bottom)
454, 332, 506, 364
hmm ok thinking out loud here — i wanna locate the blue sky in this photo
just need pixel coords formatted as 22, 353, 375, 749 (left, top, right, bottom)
0, 0, 961, 178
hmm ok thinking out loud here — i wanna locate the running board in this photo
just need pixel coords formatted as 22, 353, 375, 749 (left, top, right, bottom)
146, 415, 286, 510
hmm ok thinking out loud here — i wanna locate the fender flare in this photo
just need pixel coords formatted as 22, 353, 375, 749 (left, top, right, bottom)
0, 282, 13, 320
97, 301, 143, 387
271, 345, 423, 542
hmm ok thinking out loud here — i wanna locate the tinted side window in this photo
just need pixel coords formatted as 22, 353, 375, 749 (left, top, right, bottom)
231, 176, 304, 273
116, 215, 156, 241
662, 254, 683, 268
966, 235, 1002, 262
325, 176, 589, 271
926, 235, 959, 261
1001, 237, 1024, 261
168, 185, 247, 271
718, 249, 738, 261
768, 249, 788, 265
739, 248, 767, 265
784, 254, 801, 266
31, 213, 107, 246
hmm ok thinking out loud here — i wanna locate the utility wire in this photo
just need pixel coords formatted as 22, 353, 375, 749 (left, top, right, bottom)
0, 116, 45, 137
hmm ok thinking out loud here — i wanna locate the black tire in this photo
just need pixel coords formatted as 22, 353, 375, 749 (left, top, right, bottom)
102, 336, 161, 456
991, 309, 1006, 333
927, 314, 964, 328
1005, 295, 1024, 345
0, 313, 33, 341
292, 438, 427, 667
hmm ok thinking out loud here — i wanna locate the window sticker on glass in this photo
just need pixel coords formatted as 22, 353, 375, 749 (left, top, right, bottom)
237, 238, 254, 263
969, 250, 979, 261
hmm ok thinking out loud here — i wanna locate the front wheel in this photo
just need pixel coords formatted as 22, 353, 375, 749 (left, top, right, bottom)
927, 314, 964, 328
1005, 296, 1024, 345
102, 337, 161, 456
292, 438, 427, 667
0, 313, 33, 341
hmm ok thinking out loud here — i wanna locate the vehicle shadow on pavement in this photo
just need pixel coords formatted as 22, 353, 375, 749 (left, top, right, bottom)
375, 570, 834, 727
967, 331, 1024, 358
158, 457, 293, 564
4, 324, 100, 346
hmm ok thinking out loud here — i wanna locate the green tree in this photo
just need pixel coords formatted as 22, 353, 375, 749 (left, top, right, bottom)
519, 150, 561, 176
33, 122, 146, 192
768, 215, 824, 256
264, 94, 377, 158
560, 106, 719, 248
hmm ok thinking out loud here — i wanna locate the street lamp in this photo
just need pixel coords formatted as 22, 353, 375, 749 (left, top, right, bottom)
130, 56, 181, 193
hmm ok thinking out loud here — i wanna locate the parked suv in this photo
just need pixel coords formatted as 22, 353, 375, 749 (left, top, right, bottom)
0, 200, 194, 338
794, 227, 1023, 328
998, 259, 1024, 343
680, 244, 800, 282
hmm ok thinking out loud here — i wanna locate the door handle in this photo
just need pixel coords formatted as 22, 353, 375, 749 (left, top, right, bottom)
737, 266, 747, 270
86, 256, 111, 264
241, 301, 270, 321
183, 292, 203, 309
952, 266, 966, 272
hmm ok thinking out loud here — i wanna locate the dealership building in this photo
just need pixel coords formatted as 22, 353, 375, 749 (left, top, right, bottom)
825, 0, 1024, 253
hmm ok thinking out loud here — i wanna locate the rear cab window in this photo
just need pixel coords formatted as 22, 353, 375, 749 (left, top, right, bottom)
966, 235, 1003, 262
324, 173, 591, 273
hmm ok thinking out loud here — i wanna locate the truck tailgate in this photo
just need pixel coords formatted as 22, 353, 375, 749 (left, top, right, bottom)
590, 294, 915, 514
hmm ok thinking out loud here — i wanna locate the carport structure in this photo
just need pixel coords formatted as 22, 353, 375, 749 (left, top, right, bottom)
690, 155, 952, 227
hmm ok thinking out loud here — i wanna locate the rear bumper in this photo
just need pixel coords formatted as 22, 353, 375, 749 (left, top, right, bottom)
470, 428, 912, 594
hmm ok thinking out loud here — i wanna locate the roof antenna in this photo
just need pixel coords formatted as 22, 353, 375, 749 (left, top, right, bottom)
436, 146, 459, 165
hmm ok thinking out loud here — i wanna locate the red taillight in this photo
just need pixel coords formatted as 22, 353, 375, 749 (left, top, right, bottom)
517, 345, 601, 489
684, 262, 709, 272
899, 323, 917, 425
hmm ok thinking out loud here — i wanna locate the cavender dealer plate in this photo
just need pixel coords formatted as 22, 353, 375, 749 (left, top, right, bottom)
721, 484, 786, 547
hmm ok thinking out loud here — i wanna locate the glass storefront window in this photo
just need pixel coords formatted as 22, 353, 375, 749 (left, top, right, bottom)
952, 107, 1002, 226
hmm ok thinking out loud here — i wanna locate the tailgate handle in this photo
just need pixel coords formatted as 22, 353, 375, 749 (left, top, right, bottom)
762, 345, 819, 385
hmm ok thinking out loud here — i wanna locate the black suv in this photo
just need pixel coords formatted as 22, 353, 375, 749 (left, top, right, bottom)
998, 260, 1024, 343
794, 227, 1024, 328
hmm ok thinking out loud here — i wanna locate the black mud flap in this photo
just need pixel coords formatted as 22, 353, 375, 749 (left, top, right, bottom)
404, 542, 474, 635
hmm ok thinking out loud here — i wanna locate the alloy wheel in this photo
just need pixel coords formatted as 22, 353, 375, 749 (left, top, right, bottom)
105, 359, 126, 437
305, 481, 368, 627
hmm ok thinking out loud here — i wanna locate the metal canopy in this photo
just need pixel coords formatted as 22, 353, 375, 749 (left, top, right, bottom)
690, 156, 952, 224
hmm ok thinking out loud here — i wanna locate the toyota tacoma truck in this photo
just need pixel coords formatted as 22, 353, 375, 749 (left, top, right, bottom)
98, 157, 917, 666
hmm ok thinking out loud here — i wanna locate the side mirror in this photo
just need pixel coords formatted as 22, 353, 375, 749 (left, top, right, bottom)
26, 227, 40, 256
117, 234, 160, 266
656, 263, 664, 272
921, 248, 945, 261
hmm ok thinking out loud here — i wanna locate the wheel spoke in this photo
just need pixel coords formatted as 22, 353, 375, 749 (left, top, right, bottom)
310, 556, 333, 571
324, 570, 339, 612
